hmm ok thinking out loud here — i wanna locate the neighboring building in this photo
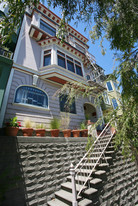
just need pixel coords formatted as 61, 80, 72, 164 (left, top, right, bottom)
0, 3, 106, 129
0, 48, 13, 110
103, 75, 122, 114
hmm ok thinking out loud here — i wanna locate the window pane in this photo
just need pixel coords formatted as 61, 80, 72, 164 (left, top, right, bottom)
40, 20, 56, 36
86, 75, 90, 80
112, 98, 118, 109
58, 55, 66, 68
59, 95, 76, 114
15, 86, 48, 108
44, 54, 51, 66
103, 92, 110, 104
75, 65, 83, 76
113, 81, 119, 91
75, 60, 81, 65
106, 81, 113, 91
67, 56, 73, 61
57, 50, 65, 57
67, 60, 75, 73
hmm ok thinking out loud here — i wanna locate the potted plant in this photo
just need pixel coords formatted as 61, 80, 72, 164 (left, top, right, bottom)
22, 118, 34, 136
60, 113, 71, 137
35, 123, 46, 137
5, 116, 21, 136
50, 118, 60, 137
80, 122, 88, 137
72, 127, 80, 137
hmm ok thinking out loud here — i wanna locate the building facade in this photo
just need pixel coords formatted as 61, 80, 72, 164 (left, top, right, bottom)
103, 76, 122, 115
0, 3, 106, 129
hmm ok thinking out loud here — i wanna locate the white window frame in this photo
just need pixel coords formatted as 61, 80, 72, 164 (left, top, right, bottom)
14, 85, 49, 109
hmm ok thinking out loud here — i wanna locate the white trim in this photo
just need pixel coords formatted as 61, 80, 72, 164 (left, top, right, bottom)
106, 81, 113, 92
12, 103, 50, 111
13, 15, 26, 62
13, 63, 39, 75
0, 68, 14, 127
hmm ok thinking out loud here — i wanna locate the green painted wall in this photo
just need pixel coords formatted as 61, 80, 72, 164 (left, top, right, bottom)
0, 55, 13, 109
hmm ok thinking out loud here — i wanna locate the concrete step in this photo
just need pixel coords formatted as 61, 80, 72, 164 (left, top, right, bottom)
106, 145, 114, 151
48, 198, 69, 206
61, 181, 87, 193
78, 198, 93, 206
83, 187, 98, 200
90, 178, 102, 189
67, 175, 92, 184
79, 163, 97, 168
98, 163, 109, 170
84, 157, 112, 162
105, 150, 114, 155
92, 170, 106, 180
55, 190, 81, 205
77, 168, 96, 176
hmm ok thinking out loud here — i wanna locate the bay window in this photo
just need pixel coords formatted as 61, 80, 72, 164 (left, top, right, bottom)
57, 50, 83, 76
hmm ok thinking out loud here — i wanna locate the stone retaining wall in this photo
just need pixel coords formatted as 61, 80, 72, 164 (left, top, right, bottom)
0, 136, 87, 206
98, 150, 138, 206
0, 136, 138, 206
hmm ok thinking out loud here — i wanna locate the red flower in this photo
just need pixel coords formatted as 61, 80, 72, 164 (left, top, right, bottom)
17, 121, 21, 127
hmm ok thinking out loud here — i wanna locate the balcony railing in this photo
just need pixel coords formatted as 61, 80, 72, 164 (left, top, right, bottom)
0, 47, 13, 59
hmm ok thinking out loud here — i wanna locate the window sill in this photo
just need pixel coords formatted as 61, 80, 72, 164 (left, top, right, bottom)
60, 111, 77, 115
12, 103, 50, 111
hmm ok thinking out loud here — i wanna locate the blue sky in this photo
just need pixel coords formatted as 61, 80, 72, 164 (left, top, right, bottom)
45, 3, 117, 75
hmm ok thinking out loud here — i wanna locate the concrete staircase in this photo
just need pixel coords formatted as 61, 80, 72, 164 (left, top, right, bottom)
48, 127, 115, 206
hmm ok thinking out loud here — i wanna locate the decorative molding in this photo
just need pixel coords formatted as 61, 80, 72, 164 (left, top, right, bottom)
32, 74, 39, 86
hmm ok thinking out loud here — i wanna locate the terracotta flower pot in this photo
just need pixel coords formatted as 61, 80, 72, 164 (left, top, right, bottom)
62, 129, 71, 137
22, 128, 33, 136
50, 129, 59, 137
81, 129, 88, 137
5, 127, 19, 136
35, 129, 45, 137
72, 130, 80, 137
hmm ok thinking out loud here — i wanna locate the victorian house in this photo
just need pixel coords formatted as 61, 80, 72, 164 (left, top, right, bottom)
0, 3, 106, 129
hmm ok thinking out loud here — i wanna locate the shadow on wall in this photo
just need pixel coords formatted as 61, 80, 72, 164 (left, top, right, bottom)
0, 136, 27, 206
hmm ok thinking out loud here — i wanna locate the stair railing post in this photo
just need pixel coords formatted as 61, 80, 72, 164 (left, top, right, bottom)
70, 163, 78, 206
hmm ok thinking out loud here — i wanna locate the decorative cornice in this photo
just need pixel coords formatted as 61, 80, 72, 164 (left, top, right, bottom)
37, 3, 88, 44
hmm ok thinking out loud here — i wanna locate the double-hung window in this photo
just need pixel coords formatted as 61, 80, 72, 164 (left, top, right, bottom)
57, 51, 66, 68
67, 56, 75, 73
75, 60, 83, 76
14, 86, 48, 108
106, 81, 113, 91
103, 92, 110, 105
112, 98, 118, 109
40, 19, 56, 36
113, 81, 119, 91
43, 50, 51, 66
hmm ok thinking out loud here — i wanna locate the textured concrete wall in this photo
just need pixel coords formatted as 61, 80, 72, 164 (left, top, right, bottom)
0, 136, 87, 206
0, 136, 137, 206
97, 150, 138, 206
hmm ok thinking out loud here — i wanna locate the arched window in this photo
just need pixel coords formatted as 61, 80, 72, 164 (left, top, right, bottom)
14, 86, 48, 108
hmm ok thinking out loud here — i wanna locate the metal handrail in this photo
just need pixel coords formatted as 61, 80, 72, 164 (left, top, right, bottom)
75, 122, 110, 171
71, 122, 115, 205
